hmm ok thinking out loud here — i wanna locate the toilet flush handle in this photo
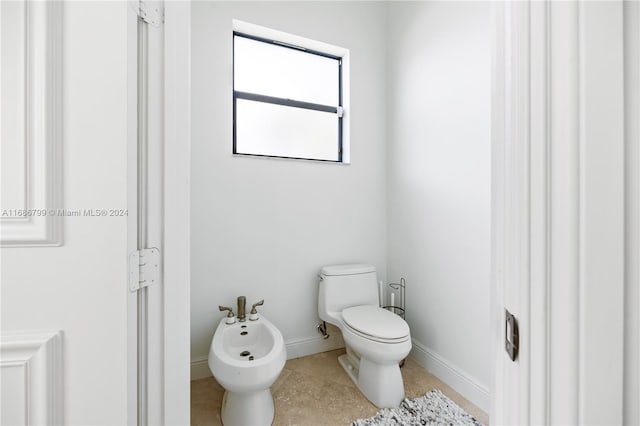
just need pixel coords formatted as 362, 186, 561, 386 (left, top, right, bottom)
249, 300, 264, 321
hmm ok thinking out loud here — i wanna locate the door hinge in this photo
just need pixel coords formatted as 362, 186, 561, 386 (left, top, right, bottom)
129, 248, 160, 292
134, 0, 164, 27
337, 106, 344, 118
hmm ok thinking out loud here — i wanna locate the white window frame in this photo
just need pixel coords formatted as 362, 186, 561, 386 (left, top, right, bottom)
231, 20, 351, 164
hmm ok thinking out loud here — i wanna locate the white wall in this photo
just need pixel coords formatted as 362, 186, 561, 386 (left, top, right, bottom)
191, 2, 388, 367
191, 3, 493, 409
386, 0, 492, 405
1, 2, 130, 424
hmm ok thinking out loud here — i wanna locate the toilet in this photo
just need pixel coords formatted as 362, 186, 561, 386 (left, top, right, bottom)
318, 264, 411, 408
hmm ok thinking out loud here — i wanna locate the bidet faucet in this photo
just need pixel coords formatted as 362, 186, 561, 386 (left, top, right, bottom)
237, 296, 246, 321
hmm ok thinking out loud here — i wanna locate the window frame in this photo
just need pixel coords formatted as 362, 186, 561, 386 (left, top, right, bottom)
232, 31, 344, 163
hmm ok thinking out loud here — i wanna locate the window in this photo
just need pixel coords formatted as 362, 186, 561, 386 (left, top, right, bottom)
233, 30, 345, 162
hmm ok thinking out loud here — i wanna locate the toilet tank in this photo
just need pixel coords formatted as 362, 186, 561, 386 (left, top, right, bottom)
318, 264, 380, 323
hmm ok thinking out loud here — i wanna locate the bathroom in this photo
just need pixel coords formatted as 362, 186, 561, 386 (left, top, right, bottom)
190, 1, 490, 424
2, 0, 638, 424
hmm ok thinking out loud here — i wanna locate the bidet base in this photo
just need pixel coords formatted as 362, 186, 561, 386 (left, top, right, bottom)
221, 389, 274, 426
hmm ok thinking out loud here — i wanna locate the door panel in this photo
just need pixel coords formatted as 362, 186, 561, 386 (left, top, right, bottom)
492, 1, 626, 424
1, 2, 131, 424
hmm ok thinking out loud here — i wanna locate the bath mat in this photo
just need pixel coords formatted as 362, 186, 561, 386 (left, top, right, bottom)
351, 389, 483, 426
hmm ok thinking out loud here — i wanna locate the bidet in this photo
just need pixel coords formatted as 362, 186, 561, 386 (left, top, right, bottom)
208, 312, 286, 425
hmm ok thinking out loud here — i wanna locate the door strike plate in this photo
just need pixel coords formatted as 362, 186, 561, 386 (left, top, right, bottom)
505, 308, 519, 362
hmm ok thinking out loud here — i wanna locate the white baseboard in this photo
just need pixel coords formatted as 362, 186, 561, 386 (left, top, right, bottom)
284, 332, 345, 360
190, 356, 211, 380
410, 339, 489, 413
191, 332, 345, 380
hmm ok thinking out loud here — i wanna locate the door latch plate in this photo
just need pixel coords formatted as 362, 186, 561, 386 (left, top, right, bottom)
505, 309, 519, 361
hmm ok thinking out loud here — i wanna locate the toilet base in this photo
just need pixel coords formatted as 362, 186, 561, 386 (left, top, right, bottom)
338, 352, 405, 408
221, 389, 274, 426
338, 352, 360, 384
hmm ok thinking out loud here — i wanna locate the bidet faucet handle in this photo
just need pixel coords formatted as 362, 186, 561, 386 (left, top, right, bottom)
249, 300, 264, 321
218, 305, 234, 317
219, 305, 236, 324
250, 299, 264, 313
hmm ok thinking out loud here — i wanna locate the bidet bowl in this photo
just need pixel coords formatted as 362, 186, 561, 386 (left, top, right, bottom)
208, 315, 286, 425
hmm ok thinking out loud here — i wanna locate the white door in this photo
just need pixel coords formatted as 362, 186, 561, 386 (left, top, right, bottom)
1, 1, 190, 424
492, 1, 633, 424
1, 1, 131, 424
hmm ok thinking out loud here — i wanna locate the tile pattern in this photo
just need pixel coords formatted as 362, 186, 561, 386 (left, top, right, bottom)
191, 349, 489, 426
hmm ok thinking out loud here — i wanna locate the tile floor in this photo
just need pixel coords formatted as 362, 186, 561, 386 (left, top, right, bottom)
191, 349, 489, 426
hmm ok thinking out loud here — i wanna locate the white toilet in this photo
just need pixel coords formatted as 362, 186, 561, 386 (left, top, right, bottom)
318, 264, 411, 408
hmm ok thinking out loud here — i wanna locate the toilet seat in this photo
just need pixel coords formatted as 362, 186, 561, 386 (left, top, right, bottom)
342, 305, 410, 343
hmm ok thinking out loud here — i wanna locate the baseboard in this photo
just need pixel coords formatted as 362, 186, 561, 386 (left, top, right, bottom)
410, 339, 489, 413
190, 356, 211, 380
284, 332, 345, 360
191, 332, 345, 380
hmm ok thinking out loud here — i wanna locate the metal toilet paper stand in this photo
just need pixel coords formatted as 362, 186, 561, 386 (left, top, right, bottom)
383, 277, 406, 367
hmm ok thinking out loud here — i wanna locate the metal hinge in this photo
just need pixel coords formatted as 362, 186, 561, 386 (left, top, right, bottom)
337, 106, 344, 118
133, 0, 164, 27
129, 248, 160, 292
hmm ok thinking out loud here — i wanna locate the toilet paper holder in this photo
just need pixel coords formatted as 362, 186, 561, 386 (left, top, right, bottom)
383, 277, 407, 368
382, 277, 406, 320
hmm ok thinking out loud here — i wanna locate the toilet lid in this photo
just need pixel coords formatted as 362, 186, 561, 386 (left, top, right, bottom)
342, 305, 410, 340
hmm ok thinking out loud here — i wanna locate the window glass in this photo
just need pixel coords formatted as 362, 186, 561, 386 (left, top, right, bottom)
234, 35, 339, 106
235, 99, 339, 161
233, 32, 343, 162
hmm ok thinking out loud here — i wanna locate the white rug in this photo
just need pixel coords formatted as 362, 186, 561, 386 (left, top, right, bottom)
351, 389, 483, 426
